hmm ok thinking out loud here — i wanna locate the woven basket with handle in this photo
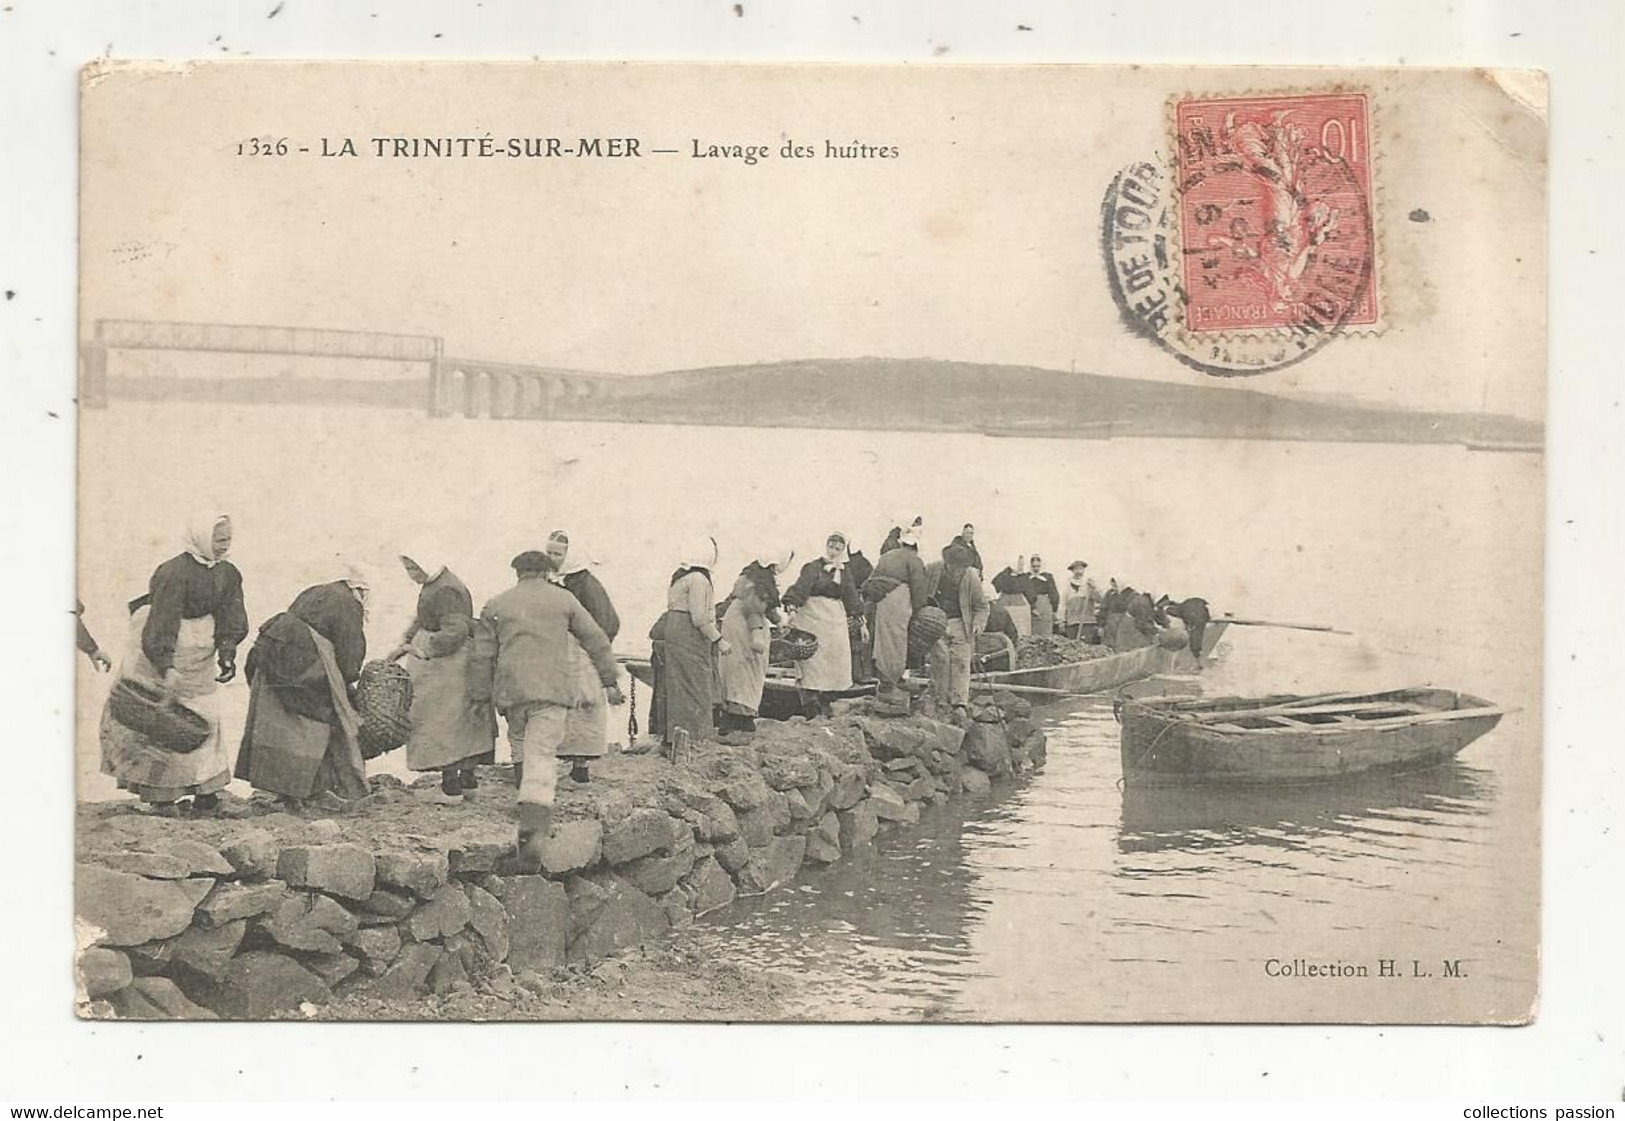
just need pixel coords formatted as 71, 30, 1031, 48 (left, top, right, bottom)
107, 677, 211, 753
356, 659, 414, 759
907, 605, 950, 660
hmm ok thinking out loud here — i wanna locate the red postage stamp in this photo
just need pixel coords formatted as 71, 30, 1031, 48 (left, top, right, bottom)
1174, 92, 1378, 335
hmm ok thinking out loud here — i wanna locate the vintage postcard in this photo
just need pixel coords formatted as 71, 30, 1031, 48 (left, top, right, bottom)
73, 62, 1545, 1023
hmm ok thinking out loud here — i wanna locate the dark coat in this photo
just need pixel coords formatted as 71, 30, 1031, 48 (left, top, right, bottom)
404, 569, 474, 657
560, 570, 621, 642
950, 535, 985, 575
136, 554, 249, 673
245, 581, 366, 724
782, 560, 863, 617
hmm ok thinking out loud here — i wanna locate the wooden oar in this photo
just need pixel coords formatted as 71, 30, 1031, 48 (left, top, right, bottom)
969, 681, 1094, 699
1217, 616, 1353, 635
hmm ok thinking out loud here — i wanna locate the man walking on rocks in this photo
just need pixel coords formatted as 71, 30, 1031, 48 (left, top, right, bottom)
470, 550, 624, 858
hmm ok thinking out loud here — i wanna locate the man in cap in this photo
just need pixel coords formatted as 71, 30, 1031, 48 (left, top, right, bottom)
1062, 560, 1102, 642
470, 550, 624, 855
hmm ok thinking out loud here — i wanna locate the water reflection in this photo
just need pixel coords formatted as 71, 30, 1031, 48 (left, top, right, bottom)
1116, 762, 1496, 856
692, 797, 1000, 1021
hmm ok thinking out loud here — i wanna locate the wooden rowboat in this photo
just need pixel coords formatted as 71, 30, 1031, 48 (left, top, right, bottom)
1117, 687, 1510, 787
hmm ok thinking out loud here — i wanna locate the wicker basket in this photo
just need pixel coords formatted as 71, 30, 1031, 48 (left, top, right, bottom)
356, 659, 414, 759
107, 677, 211, 753
907, 606, 949, 659
769, 627, 820, 664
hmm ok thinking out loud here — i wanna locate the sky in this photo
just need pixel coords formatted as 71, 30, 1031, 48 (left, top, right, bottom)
80, 63, 1546, 419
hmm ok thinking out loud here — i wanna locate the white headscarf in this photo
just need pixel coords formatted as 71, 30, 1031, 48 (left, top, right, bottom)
399, 545, 446, 583
558, 539, 596, 577
822, 531, 850, 576
678, 535, 718, 573
183, 512, 230, 568
338, 558, 373, 616
754, 548, 794, 574
898, 515, 923, 549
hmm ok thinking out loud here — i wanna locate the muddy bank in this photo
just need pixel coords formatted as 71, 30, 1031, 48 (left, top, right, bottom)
74, 696, 1046, 1020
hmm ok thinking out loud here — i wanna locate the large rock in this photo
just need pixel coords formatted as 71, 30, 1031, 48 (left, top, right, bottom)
827, 766, 867, 810
857, 719, 929, 762
737, 835, 807, 894
353, 886, 415, 920
867, 781, 910, 822
1022, 728, 1048, 770
428, 949, 470, 996
962, 723, 1014, 777
663, 786, 739, 842
446, 827, 516, 874
535, 818, 603, 876
713, 837, 750, 875
350, 942, 440, 1003
262, 893, 358, 954
760, 751, 819, 790
276, 844, 376, 901
220, 828, 279, 880
680, 856, 737, 914
837, 801, 880, 849
76, 864, 209, 946
564, 874, 610, 939
782, 787, 814, 822
195, 880, 289, 927
345, 925, 402, 974
465, 883, 510, 963
375, 846, 450, 900
110, 976, 218, 1020
601, 808, 683, 866
716, 771, 775, 812
619, 834, 697, 897
959, 766, 992, 794
91, 837, 234, 881
406, 883, 472, 942
804, 812, 842, 864
78, 947, 132, 998
211, 951, 332, 1019
170, 918, 247, 982
305, 951, 361, 987
505, 875, 570, 972
567, 877, 670, 964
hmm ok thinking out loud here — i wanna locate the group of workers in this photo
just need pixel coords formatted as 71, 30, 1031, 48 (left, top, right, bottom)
86, 512, 1189, 856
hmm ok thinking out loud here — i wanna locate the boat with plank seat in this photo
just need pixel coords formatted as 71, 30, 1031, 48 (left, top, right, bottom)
1117, 687, 1511, 787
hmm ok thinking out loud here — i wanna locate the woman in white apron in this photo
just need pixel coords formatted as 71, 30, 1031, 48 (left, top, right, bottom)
99, 513, 248, 813
781, 532, 864, 717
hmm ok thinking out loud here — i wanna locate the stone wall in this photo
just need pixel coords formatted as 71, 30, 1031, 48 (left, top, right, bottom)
75, 695, 1046, 1020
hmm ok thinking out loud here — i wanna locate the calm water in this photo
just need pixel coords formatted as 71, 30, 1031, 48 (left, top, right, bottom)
75, 401, 1542, 1019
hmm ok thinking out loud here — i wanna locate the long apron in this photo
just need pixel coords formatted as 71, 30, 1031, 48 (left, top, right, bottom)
100, 609, 229, 802
996, 593, 1032, 636
1031, 595, 1055, 636
660, 609, 715, 744
872, 584, 912, 685
718, 599, 769, 716
559, 637, 609, 759
236, 625, 368, 800
403, 634, 495, 771
794, 595, 853, 692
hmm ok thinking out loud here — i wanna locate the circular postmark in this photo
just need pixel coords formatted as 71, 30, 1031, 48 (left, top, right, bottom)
1102, 116, 1375, 377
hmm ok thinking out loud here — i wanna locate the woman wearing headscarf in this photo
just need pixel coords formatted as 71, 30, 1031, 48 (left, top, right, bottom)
545, 530, 621, 783
864, 517, 930, 714
99, 512, 248, 813
235, 561, 371, 805
736, 549, 793, 626
992, 556, 1035, 638
923, 542, 991, 725
649, 536, 727, 749
781, 532, 864, 716
390, 548, 492, 802
716, 574, 772, 744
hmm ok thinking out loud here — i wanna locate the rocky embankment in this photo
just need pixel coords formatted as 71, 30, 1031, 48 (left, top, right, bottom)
74, 695, 1047, 1020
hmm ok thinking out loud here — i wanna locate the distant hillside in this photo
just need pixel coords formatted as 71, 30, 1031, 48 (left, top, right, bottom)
565, 358, 1544, 446
105, 357, 1542, 446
